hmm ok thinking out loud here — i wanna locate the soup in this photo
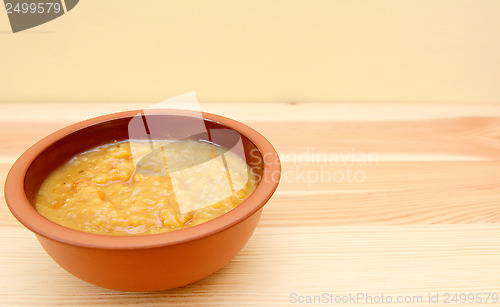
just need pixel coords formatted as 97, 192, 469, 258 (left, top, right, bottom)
35, 140, 257, 235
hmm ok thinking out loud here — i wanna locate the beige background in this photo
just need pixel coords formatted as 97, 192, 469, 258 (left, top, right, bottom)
0, 0, 499, 103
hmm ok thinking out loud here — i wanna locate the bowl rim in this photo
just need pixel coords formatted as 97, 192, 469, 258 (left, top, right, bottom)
4, 109, 281, 249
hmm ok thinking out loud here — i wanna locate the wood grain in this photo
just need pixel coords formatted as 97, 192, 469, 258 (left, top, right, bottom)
1, 103, 500, 306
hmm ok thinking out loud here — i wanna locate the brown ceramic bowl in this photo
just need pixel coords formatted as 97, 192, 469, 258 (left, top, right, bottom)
4, 109, 280, 292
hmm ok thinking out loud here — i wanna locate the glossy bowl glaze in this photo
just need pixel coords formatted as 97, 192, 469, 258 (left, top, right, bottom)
4, 109, 280, 291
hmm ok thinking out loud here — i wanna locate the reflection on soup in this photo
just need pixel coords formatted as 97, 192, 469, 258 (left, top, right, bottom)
35, 140, 257, 235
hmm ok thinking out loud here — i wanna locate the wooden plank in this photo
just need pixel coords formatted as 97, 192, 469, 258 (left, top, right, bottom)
3, 117, 500, 159
0, 225, 499, 306
2, 102, 500, 121
3, 161, 500, 227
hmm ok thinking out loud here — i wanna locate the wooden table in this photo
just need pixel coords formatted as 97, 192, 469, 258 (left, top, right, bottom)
1, 103, 500, 306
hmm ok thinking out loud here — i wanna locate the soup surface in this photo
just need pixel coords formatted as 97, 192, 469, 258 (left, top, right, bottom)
35, 140, 257, 235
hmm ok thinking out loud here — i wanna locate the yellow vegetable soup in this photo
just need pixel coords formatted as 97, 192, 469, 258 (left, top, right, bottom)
35, 140, 257, 235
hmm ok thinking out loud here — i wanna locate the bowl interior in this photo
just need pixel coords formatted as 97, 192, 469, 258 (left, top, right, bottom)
24, 114, 265, 208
